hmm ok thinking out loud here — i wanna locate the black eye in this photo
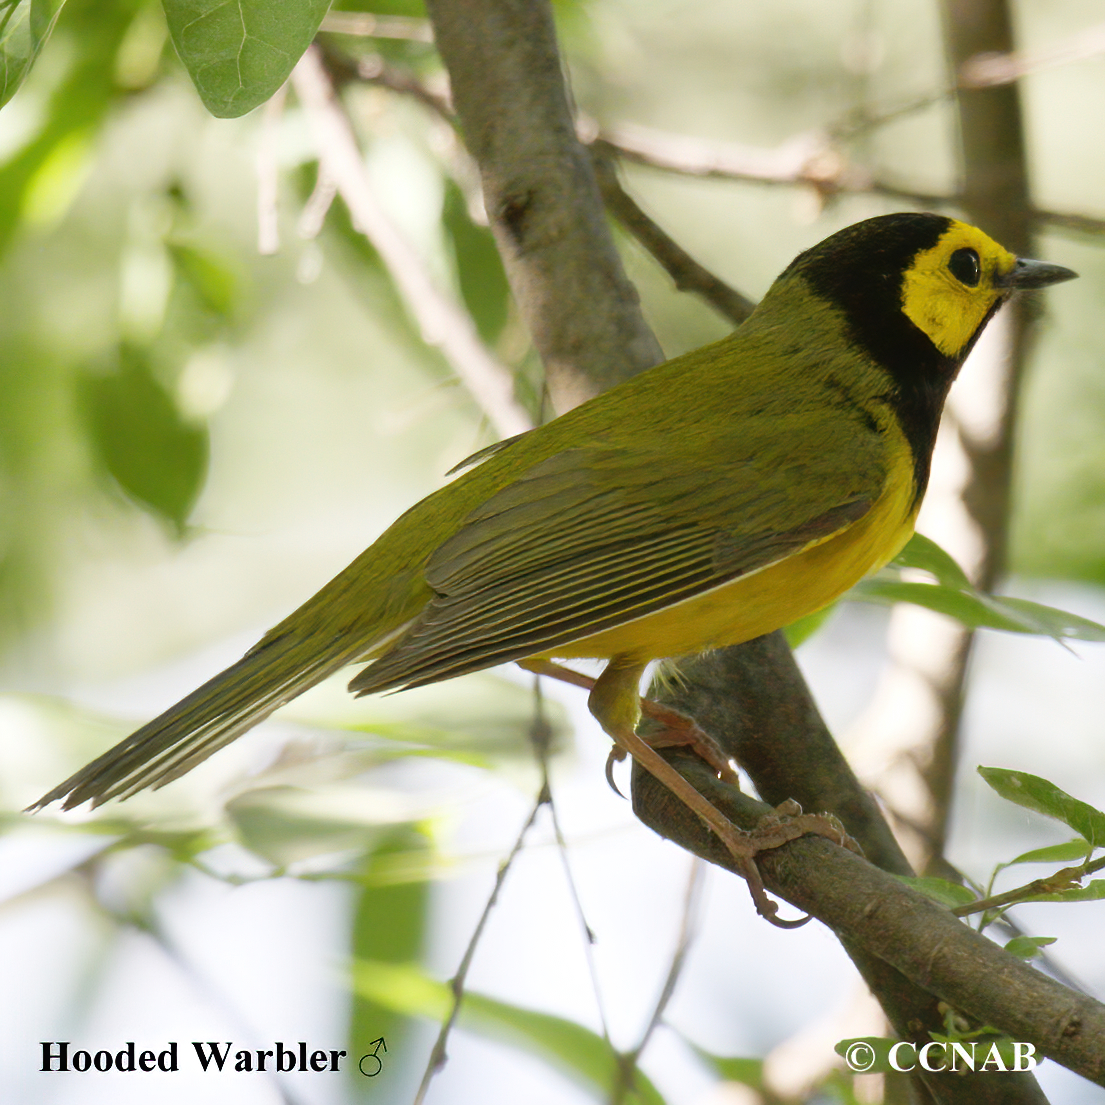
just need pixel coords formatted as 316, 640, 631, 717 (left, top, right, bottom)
949, 247, 981, 287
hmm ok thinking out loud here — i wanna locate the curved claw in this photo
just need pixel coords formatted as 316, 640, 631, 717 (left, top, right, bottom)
761, 904, 814, 929
750, 880, 814, 928
605, 746, 626, 798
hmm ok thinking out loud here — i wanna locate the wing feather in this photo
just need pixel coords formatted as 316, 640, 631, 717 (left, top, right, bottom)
353, 476, 871, 694
352, 390, 892, 694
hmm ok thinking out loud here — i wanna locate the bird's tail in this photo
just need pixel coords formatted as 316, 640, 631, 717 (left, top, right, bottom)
28, 634, 354, 811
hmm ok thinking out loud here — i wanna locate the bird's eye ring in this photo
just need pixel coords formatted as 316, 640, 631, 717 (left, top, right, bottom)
949, 248, 981, 287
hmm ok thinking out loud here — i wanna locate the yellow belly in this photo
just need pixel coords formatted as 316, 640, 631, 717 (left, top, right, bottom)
545, 450, 917, 664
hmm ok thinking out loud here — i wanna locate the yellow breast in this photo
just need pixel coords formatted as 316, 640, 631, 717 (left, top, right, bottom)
546, 437, 917, 665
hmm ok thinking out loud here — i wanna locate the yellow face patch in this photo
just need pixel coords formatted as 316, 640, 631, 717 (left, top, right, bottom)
900, 221, 1018, 358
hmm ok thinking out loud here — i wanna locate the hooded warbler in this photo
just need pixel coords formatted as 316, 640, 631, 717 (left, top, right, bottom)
34, 213, 1076, 824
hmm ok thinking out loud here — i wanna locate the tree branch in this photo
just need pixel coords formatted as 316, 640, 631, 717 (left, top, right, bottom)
595, 119, 1105, 237
631, 749, 1103, 1095
291, 47, 532, 440
904, 0, 1036, 864
425, 0, 664, 412
590, 146, 755, 327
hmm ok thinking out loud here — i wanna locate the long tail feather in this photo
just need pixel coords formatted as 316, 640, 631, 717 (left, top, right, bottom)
28, 635, 353, 811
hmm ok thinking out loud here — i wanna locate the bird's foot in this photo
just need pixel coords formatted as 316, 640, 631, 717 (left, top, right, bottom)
637, 698, 739, 784
516, 657, 858, 928
516, 658, 737, 785
755, 799, 859, 856
709, 801, 860, 928
603, 698, 737, 795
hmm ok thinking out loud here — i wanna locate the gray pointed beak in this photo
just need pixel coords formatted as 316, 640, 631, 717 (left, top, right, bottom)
996, 257, 1078, 289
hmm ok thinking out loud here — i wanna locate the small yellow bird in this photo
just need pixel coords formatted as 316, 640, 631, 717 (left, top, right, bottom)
32, 213, 1074, 899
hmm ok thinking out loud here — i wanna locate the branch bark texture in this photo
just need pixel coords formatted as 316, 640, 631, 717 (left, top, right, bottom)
425, 0, 663, 411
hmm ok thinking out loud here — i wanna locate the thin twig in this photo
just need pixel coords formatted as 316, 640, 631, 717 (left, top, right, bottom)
530, 678, 615, 1046
596, 120, 869, 191
297, 164, 338, 240
256, 84, 287, 255
612, 858, 704, 1104
959, 21, 1105, 87
291, 46, 533, 439
1033, 208, 1105, 237
596, 120, 1105, 236
318, 11, 433, 42
412, 792, 549, 1104
323, 47, 1105, 242
591, 148, 755, 327
952, 854, 1105, 920
352, 53, 454, 119
840, 23, 1105, 135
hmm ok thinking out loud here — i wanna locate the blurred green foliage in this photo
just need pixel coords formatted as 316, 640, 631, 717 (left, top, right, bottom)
79, 343, 209, 534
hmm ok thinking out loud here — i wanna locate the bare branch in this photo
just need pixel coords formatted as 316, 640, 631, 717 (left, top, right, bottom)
633, 749, 1105, 1096
353, 54, 454, 120
291, 47, 532, 439
597, 119, 1105, 236
426, 0, 664, 411
1034, 208, 1105, 237
960, 20, 1105, 87
296, 164, 337, 241
647, 639, 1051, 1104
413, 791, 548, 1104
591, 147, 755, 327
598, 119, 869, 192
318, 11, 433, 43
255, 84, 286, 255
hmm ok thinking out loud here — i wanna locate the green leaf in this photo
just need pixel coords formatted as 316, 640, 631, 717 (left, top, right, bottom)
80, 346, 208, 534
979, 767, 1105, 846
0, 0, 67, 109
1005, 840, 1092, 867
349, 829, 429, 1103
285, 669, 569, 763
852, 534, 1105, 642
462, 992, 666, 1105
162, 0, 331, 118
351, 961, 666, 1104
226, 792, 377, 866
893, 532, 972, 588
167, 242, 237, 318
1004, 935, 1057, 960
442, 180, 511, 345
982, 595, 1105, 643
895, 875, 978, 908
686, 1042, 764, 1088
0, 0, 134, 255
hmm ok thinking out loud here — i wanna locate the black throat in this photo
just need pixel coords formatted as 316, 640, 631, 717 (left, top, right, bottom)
790, 213, 983, 507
